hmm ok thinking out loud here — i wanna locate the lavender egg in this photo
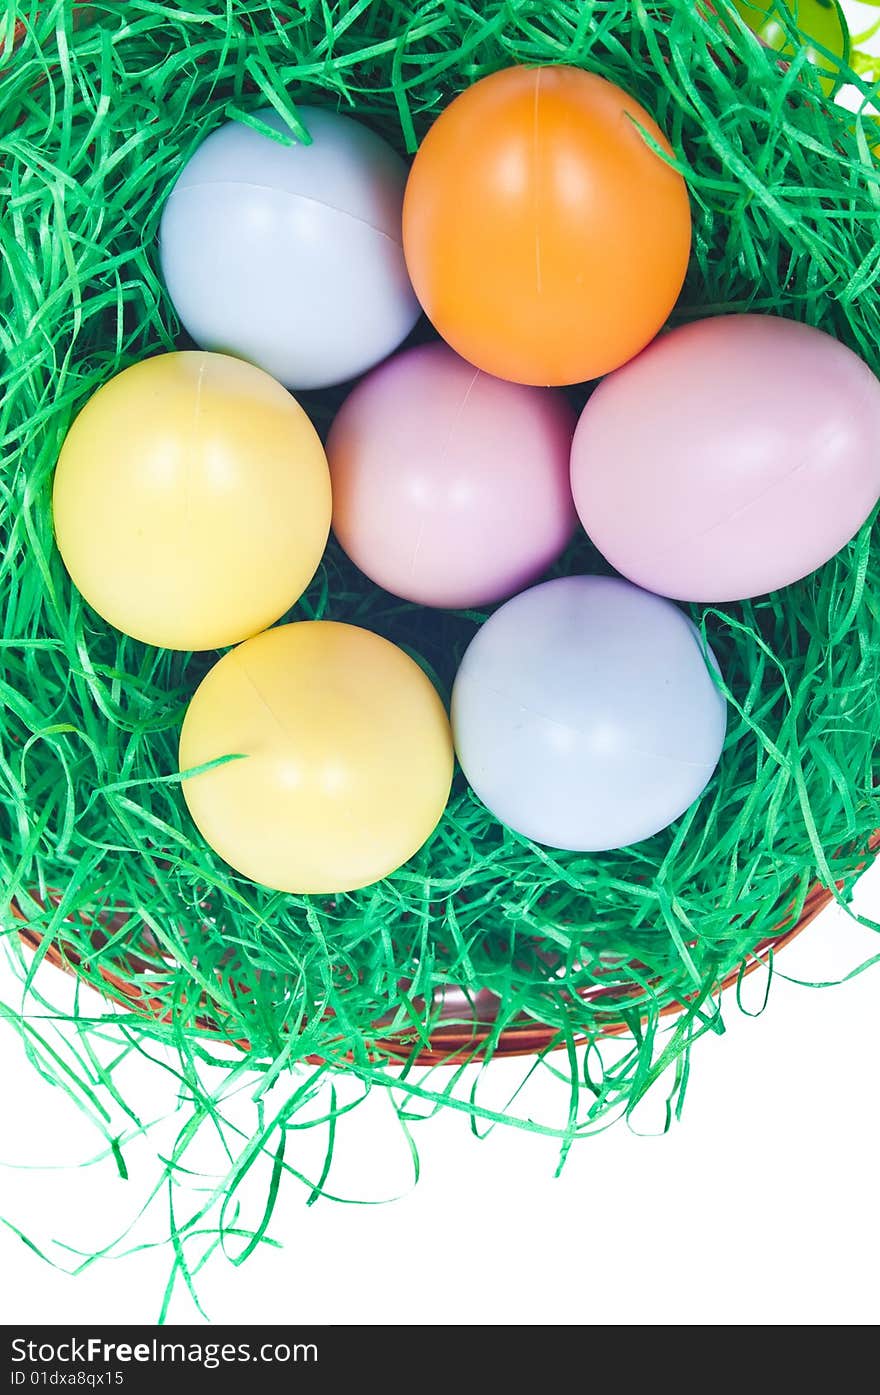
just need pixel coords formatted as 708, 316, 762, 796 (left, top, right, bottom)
451, 575, 727, 852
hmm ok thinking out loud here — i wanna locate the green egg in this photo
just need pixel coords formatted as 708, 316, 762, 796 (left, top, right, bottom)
733, 0, 849, 94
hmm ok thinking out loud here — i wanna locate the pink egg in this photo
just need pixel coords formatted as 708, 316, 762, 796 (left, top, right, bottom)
570, 314, 880, 602
327, 342, 577, 609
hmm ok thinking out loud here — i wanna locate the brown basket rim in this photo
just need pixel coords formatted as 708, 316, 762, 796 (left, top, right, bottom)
12, 832, 878, 1066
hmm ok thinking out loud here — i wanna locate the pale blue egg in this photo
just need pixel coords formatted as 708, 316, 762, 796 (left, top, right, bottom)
159, 107, 421, 390
451, 575, 727, 851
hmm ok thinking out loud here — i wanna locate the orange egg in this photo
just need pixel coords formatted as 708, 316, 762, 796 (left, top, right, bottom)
402, 65, 692, 386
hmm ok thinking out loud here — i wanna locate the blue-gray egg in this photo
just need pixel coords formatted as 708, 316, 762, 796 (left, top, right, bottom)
159, 107, 421, 390
451, 575, 727, 852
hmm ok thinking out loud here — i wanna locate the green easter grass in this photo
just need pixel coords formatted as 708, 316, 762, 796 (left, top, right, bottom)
2, 0, 880, 1297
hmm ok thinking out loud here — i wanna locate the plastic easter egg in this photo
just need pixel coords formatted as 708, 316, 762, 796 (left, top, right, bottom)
451, 576, 727, 852
53, 352, 331, 650
570, 315, 880, 603
160, 107, 421, 390
327, 342, 577, 608
179, 621, 454, 893
733, 0, 848, 95
402, 65, 691, 386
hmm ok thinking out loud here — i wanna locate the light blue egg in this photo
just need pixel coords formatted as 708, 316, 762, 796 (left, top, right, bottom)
159, 107, 421, 391
451, 575, 727, 851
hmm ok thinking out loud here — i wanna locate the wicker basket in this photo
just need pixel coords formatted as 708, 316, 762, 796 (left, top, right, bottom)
4, 0, 879, 1122
15, 833, 877, 1065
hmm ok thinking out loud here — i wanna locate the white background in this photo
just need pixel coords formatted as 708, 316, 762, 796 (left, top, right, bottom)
2, 3, 879, 1327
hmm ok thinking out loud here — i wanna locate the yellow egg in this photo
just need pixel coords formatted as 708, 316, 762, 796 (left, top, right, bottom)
178, 621, 454, 893
52, 352, 331, 650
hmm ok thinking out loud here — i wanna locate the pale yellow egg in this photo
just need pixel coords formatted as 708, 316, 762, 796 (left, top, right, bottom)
179, 622, 454, 893
53, 352, 331, 650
